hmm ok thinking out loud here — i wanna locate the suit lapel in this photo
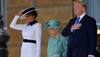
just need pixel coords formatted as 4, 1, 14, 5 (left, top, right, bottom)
80, 15, 88, 24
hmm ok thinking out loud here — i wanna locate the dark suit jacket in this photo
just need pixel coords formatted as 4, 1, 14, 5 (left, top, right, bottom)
62, 15, 97, 57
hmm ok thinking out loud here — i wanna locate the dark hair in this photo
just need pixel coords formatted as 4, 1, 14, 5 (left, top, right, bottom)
26, 11, 38, 19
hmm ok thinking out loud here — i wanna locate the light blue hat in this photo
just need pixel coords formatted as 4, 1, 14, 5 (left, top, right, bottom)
44, 19, 60, 29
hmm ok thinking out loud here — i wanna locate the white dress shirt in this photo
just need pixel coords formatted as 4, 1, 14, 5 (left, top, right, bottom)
78, 12, 86, 22
10, 15, 42, 57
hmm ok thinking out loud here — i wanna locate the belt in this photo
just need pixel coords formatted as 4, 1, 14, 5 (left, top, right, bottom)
23, 39, 36, 44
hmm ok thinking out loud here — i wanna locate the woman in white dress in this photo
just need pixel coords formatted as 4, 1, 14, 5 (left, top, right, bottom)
10, 7, 42, 57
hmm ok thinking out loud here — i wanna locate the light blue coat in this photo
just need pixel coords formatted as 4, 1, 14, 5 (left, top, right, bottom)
47, 34, 69, 57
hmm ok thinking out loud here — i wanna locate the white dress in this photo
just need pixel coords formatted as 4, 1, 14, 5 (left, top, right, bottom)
10, 15, 42, 57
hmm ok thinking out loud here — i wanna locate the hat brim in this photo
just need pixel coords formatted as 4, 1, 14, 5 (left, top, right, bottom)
19, 7, 38, 19
46, 26, 61, 29
22, 9, 38, 16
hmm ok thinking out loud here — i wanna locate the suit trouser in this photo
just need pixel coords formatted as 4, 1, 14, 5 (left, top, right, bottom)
67, 46, 88, 57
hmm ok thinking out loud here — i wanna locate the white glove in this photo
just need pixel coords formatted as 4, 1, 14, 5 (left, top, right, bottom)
88, 55, 95, 57
51, 54, 59, 57
19, 15, 26, 20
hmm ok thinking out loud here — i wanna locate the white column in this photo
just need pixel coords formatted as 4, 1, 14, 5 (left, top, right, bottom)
1, 0, 7, 30
84, 0, 100, 29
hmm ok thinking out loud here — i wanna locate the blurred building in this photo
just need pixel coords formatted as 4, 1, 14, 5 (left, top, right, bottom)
0, 0, 100, 57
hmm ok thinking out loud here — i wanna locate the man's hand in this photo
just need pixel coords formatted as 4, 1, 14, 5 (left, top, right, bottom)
71, 23, 81, 31
88, 55, 95, 57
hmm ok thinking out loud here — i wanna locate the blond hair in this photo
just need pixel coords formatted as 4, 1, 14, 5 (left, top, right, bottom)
73, 0, 87, 9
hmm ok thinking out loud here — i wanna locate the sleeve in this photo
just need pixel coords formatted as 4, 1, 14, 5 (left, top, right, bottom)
62, 36, 69, 57
35, 24, 42, 57
62, 20, 73, 37
87, 19, 97, 55
10, 15, 26, 30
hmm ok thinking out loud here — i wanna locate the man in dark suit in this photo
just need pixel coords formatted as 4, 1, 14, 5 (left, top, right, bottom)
62, 1, 97, 57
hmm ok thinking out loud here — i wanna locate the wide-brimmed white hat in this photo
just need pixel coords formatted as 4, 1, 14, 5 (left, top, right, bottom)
19, 7, 38, 19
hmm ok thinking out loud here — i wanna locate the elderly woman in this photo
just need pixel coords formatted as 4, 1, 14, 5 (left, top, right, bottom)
44, 19, 69, 57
